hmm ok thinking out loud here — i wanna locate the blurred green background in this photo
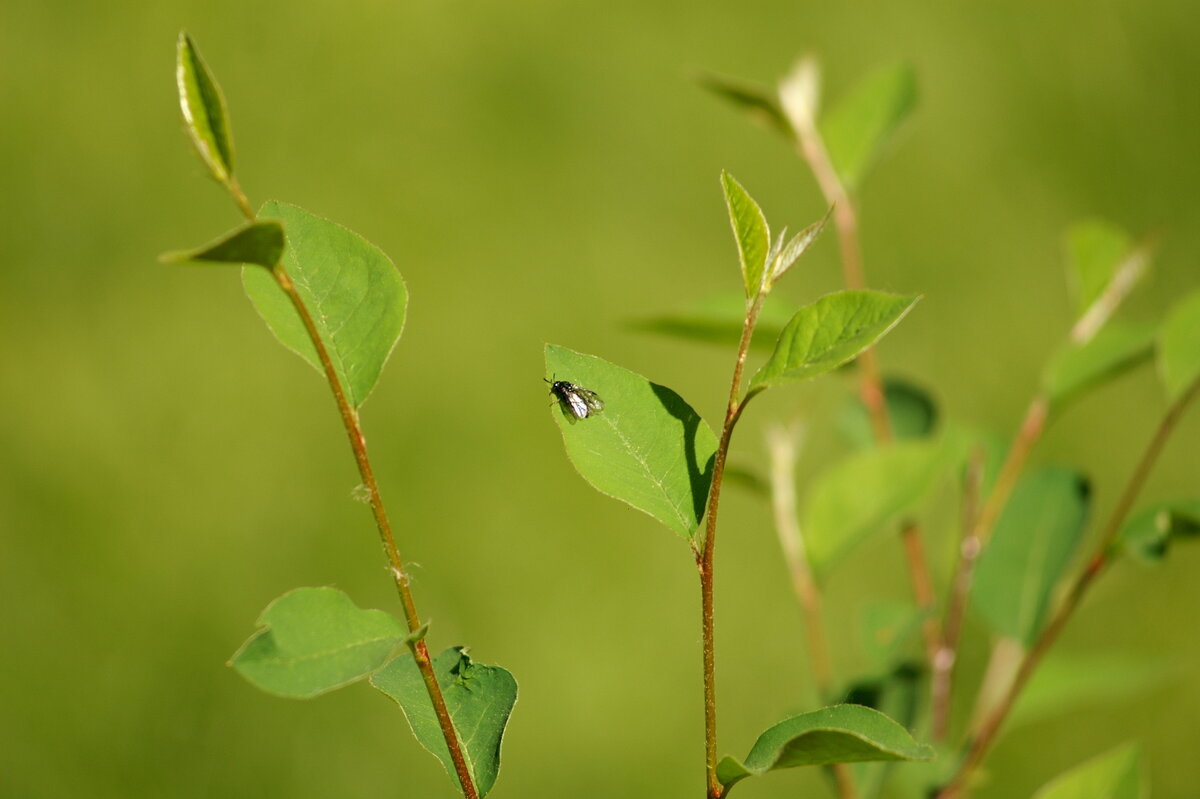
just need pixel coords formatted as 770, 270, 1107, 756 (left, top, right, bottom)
2, 0, 1198, 797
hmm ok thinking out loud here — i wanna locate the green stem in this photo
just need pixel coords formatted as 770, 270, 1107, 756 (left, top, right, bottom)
272, 265, 480, 799
937, 375, 1200, 799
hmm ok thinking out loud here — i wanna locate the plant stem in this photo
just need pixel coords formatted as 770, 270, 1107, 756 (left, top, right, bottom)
696, 294, 764, 799
936, 376, 1200, 799
272, 265, 480, 799
791, 120, 941, 664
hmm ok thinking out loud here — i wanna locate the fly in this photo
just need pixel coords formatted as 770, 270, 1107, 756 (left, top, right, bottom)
545, 377, 604, 423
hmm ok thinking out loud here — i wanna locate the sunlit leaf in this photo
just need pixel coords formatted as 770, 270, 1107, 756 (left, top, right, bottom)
230, 587, 405, 699
1032, 743, 1144, 799
717, 704, 932, 794
768, 208, 831, 287
972, 468, 1090, 644
242, 201, 407, 408
1158, 289, 1200, 402
721, 172, 771, 299
819, 63, 917, 190
545, 345, 717, 541
161, 220, 284, 268
750, 291, 919, 391
372, 647, 517, 797
176, 32, 235, 185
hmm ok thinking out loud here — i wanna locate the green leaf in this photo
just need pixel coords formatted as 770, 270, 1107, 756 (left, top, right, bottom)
1065, 221, 1132, 318
1043, 322, 1157, 411
972, 467, 1091, 644
844, 663, 925, 798
160, 220, 285, 268
716, 704, 933, 794
750, 291, 919, 391
242, 201, 407, 408
819, 63, 917, 190
230, 586, 406, 699
176, 32, 235, 185
768, 208, 831, 287
838, 378, 938, 450
371, 647, 517, 798
860, 602, 929, 670
1011, 651, 1171, 730
545, 345, 717, 541
694, 71, 792, 138
721, 172, 771, 299
1158, 289, 1200, 402
1118, 500, 1200, 562
1032, 743, 1144, 799
629, 291, 792, 351
801, 435, 963, 579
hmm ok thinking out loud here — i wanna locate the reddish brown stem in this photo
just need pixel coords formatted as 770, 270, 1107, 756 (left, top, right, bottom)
273, 267, 479, 799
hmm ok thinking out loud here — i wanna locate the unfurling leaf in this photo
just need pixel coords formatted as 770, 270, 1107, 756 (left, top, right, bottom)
176, 32, 236, 186
768, 207, 831, 287
721, 172, 771, 299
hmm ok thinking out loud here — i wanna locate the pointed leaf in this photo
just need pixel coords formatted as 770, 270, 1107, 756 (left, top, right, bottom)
1065, 221, 1132, 318
1158, 289, 1200, 402
721, 172, 771, 299
769, 208, 831, 286
838, 378, 938, 450
230, 587, 406, 699
819, 63, 917, 190
1118, 500, 1200, 562
751, 291, 919, 391
716, 704, 933, 794
694, 71, 791, 137
176, 32, 235, 185
1032, 743, 1144, 799
1043, 322, 1156, 411
801, 434, 966, 579
545, 345, 717, 541
372, 647, 517, 798
845, 662, 925, 798
972, 467, 1091, 644
161, 221, 284, 268
242, 201, 407, 408
630, 291, 792, 351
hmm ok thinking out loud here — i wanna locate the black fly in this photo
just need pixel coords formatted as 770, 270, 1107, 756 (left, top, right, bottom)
545, 377, 604, 423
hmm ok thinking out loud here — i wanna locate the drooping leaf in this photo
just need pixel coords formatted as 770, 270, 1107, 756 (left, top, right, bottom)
371, 647, 517, 798
721, 172, 771, 299
629, 291, 792, 351
176, 32, 235, 185
161, 220, 284, 268
716, 704, 933, 794
230, 586, 406, 699
694, 71, 792, 137
838, 378, 938, 449
844, 662, 925, 799
1065, 221, 1132, 318
545, 345, 717, 541
972, 467, 1091, 644
1043, 322, 1156, 411
242, 201, 407, 408
1010, 651, 1171, 731
819, 63, 917, 191
1118, 500, 1200, 562
750, 291, 919, 391
1032, 743, 1145, 799
1158, 289, 1200, 402
801, 434, 967, 580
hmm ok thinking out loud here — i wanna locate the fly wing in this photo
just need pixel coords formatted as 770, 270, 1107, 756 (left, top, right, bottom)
565, 391, 591, 419
577, 389, 604, 413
